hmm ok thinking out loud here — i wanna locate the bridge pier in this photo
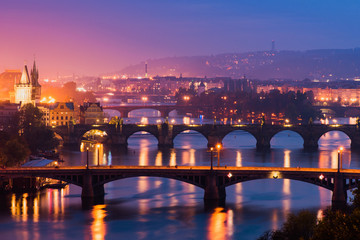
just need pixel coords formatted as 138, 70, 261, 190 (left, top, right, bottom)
111, 134, 128, 147
81, 171, 94, 199
81, 170, 105, 208
204, 173, 226, 200
303, 137, 318, 151
351, 141, 360, 151
158, 136, 174, 148
207, 136, 222, 149
158, 123, 174, 148
332, 173, 347, 209
256, 138, 270, 151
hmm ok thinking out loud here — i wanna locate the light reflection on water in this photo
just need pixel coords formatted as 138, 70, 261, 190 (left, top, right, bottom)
2, 122, 360, 239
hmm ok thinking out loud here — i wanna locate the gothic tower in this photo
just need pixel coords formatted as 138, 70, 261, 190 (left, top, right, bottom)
30, 60, 41, 103
14, 61, 41, 106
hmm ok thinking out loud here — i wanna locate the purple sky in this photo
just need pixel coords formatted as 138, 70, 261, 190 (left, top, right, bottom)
1, 0, 359, 78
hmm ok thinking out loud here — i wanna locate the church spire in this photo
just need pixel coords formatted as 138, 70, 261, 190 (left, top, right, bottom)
19, 64, 31, 84
31, 60, 40, 86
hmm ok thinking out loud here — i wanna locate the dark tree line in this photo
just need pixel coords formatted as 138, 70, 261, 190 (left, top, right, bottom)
258, 186, 360, 240
0, 104, 59, 167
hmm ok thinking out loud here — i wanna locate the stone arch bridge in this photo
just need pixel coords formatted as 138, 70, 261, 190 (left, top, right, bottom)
103, 105, 207, 118
53, 123, 360, 150
1, 166, 358, 208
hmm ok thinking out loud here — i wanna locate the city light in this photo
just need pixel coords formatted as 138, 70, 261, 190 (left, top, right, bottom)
183, 96, 190, 101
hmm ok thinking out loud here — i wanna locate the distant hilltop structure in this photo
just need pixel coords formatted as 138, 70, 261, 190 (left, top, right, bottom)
12, 61, 41, 106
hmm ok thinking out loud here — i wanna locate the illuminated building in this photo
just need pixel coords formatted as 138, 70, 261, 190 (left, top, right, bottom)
39, 102, 75, 127
80, 102, 105, 124
14, 61, 41, 106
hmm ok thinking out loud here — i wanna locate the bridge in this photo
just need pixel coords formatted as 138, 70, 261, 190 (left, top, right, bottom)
55, 122, 360, 150
314, 105, 360, 117
1, 166, 358, 208
103, 105, 206, 118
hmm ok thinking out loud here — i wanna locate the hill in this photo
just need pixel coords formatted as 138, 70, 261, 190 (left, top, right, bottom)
120, 49, 360, 80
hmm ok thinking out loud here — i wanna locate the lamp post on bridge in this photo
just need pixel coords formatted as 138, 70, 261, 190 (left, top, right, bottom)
337, 146, 343, 172
216, 143, 222, 167
96, 144, 101, 166
86, 147, 89, 169
210, 147, 214, 171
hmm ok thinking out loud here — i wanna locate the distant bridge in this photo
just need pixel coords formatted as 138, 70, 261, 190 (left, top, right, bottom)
1, 166, 357, 207
54, 123, 360, 150
103, 105, 207, 118
314, 105, 360, 117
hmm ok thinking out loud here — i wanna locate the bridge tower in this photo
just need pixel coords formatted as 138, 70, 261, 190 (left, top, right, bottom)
158, 122, 174, 147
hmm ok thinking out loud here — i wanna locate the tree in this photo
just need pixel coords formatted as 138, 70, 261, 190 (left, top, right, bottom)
17, 103, 43, 133
258, 185, 360, 240
0, 136, 30, 167
17, 104, 59, 154
313, 209, 360, 240
24, 127, 59, 153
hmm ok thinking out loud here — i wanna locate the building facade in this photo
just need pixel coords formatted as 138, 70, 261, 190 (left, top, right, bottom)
14, 62, 41, 106
39, 102, 75, 127
0, 101, 20, 130
80, 102, 105, 125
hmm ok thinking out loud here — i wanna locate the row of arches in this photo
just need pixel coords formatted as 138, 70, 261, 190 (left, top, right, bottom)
78, 129, 351, 150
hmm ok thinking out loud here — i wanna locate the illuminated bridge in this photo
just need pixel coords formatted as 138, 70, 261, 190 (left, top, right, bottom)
1, 166, 358, 207
54, 123, 360, 150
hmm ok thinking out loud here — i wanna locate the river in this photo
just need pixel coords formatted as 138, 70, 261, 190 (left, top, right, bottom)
1, 115, 359, 240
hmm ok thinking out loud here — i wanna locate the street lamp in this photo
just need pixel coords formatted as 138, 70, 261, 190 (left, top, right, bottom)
337, 146, 343, 172
96, 143, 100, 166
216, 143, 222, 167
86, 147, 89, 169
210, 147, 214, 171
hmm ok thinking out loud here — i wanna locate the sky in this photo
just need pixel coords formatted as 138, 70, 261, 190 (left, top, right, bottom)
1, 0, 359, 78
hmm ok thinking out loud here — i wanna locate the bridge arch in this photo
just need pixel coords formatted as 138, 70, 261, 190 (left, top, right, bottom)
222, 130, 257, 148
222, 175, 334, 191
126, 130, 159, 146
92, 174, 207, 190
318, 130, 351, 149
270, 130, 304, 149
173, 130, 208, 149
79, 129, 111, 147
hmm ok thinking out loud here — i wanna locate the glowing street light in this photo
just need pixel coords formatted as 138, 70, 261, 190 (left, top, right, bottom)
216, 143, 222, 167
86, 147, 89, 169
337, 146, 344, 172
141, 96, 148, 105
210, 147, 214, 171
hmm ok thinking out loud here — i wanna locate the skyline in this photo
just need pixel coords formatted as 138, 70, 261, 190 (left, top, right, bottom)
1, 0, 360, 78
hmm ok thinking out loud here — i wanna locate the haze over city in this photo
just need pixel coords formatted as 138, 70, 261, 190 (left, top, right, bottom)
1, 0, 360, 78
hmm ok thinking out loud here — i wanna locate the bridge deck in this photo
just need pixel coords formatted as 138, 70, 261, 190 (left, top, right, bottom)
0, 166, 358, 174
